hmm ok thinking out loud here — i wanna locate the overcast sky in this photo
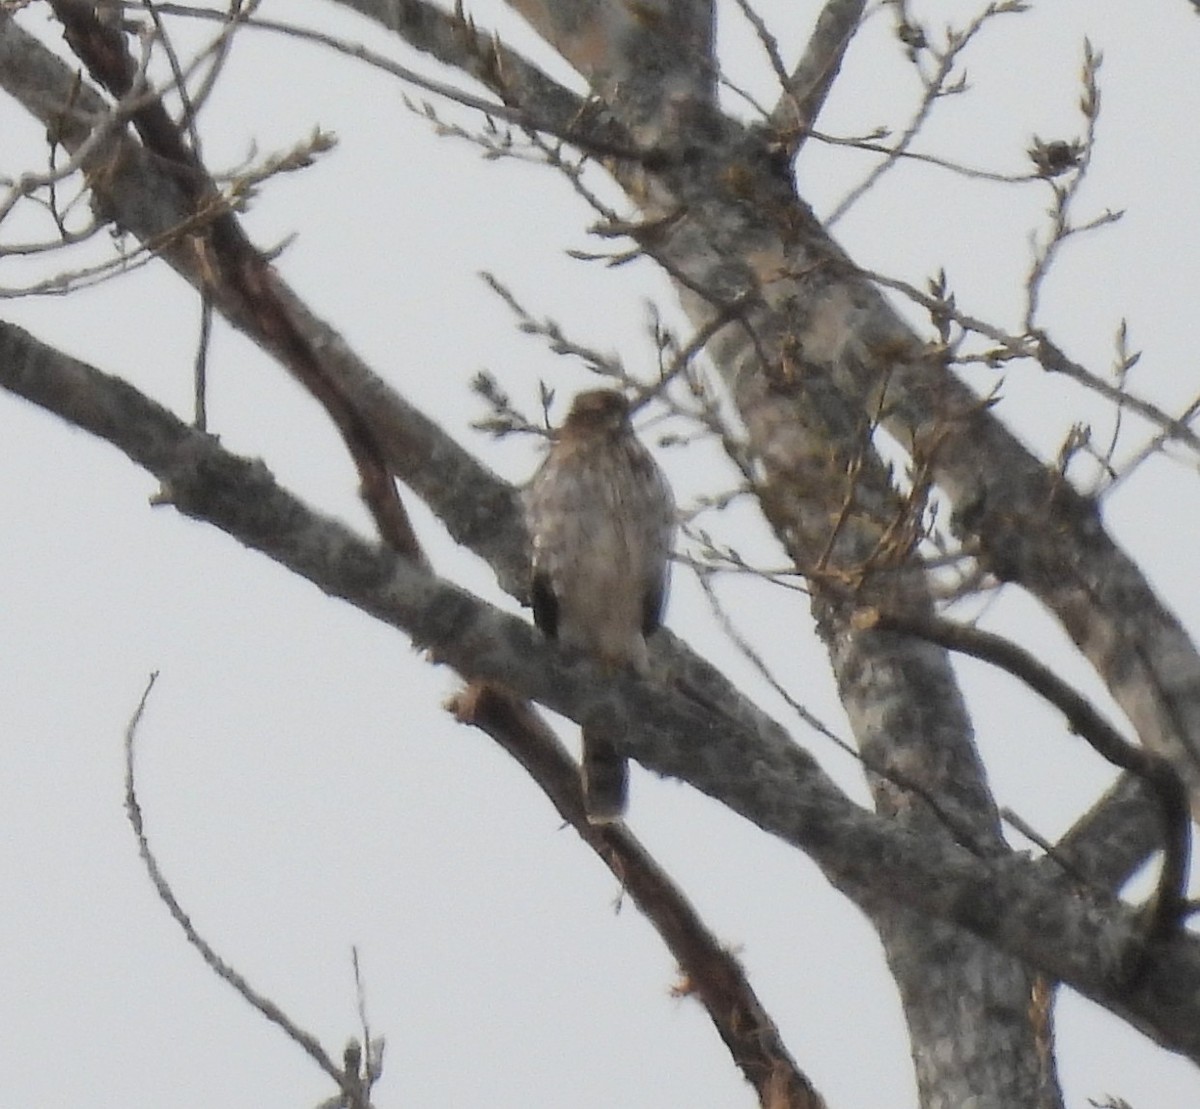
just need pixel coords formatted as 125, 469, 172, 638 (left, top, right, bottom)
2, 1, 1199, 1106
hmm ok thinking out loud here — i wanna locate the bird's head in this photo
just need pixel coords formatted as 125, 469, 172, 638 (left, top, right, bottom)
562, 389, 631, 436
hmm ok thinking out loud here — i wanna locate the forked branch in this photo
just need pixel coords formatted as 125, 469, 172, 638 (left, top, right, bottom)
867, 609, 1192, 943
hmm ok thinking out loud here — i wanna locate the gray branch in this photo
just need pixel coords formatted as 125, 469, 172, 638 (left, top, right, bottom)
3, 317, 1200, 1063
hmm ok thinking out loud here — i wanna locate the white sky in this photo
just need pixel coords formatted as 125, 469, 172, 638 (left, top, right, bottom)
2, 1, 1199, 1105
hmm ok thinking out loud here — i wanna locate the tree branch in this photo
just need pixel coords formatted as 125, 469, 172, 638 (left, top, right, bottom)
326, 0, 645, 153
122, 673, 372, 1107
450, 684, 825, 1109
1053, 774, 1166, 894
869, 609, 1191, 941
4, 318, 1200, 1062
773, 0, 867, 150
44, 0, 425, 560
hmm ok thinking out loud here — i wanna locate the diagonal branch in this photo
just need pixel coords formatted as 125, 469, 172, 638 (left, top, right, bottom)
771, 0, 867, 150
1053, 774, 1167, 894
451, 684, 824, 1109
44, 0, 425, 559
326, 0, 639, 149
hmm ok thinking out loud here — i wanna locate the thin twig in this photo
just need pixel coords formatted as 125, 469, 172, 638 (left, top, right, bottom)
193, 291, 211, 429
827, 2, 1025, 225
1024, 40, 1106, 332
728, 0, 792, 95
141, 0, 203, 156
1000, 806, 1093, 886
1108, 391, 1200, 495
480, 271, 632, 386
121, 672, 358, 1099
808, 127, 1036, 184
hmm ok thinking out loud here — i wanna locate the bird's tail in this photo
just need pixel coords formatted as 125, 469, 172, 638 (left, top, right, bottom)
581, 723, 628, 824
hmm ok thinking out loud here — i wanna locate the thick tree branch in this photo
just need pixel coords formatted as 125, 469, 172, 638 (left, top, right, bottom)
870, 609, 1191, 941
4, 319, 1200, 1064
1053, 774, 1166, 893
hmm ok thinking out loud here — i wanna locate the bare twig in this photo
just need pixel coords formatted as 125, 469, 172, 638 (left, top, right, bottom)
0, 239, 160, 297
141, 0, 203, 156
654, 292, 756, 396
193, 289, 211, 429
694, 571, 842, 748
728, 0, 792, 96
1033, 333, 1200, 458
1108, 390, 1200, 495
862, 268, 1200, 458
480, 271, 632, 386
827, 2, 1027, 225
179, 0, 253, 121
1024, 40, 1108, 331
325, 948, 385, 1108
122, 672, 367, 1104
808, 127, 1036, 184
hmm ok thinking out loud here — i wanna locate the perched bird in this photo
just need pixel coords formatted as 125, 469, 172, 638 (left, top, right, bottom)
524, 389, 675, 823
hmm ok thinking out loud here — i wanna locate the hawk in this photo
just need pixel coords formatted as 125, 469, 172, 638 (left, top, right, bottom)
524, 389, 675, 823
